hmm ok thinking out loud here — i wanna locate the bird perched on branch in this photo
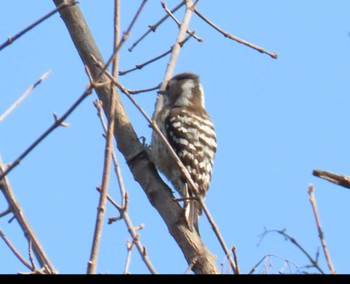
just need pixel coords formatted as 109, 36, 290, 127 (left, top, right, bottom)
151, 72, 217, 233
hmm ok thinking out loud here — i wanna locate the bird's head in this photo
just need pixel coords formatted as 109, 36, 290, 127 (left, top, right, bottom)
160, 72, 205, 109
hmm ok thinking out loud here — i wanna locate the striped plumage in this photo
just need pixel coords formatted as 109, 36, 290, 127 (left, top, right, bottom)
151, 72, 217, 232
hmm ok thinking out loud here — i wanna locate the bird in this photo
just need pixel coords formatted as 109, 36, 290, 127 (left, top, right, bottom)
151, 72, 217, 233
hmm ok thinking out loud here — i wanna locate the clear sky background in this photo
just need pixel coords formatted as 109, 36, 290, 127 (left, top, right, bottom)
1, 0, 350, 274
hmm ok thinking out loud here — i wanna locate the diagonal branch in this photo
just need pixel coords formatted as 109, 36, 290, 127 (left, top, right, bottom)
53, 0, 220, 274
0, 230, 34, 271
0, 70, 52, 123
0, 159, 56, 274
193, 7, 278, 59
161, 1, 203, 42
313, 169, 350, 189
128, 0, 186, 52
0, 0, 75, 51
308, 184, 336, 274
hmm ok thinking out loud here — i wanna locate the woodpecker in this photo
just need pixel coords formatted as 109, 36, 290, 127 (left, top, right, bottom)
151, 72, 217, 232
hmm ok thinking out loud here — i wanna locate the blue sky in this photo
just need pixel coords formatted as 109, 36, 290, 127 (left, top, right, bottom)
1, 1, 350, 274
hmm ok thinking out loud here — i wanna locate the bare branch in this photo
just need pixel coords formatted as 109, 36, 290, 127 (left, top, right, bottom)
0, 159, 56, 273
308, 184, 336, 274
0, 86, 92, 181
120, 34, 192, 76
87, 0, 147, 275
112, 0, 121, 79
193, 8, 278, 59
124, 239, 135, 274
128, 1, 186, 52
313, 169, 350, 189
0, 0, 76, 51
258, 228, 325, 274
153, 0, 197, 115
94, 100, 157, 274
0, 70, 52, 123
161, 1, 203, 42
0, 230, 34, 271
248, 254, 299, 274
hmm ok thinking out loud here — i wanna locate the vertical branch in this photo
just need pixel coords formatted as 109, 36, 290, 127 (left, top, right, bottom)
86, 78, 116, 274
153, 0, 196, 117
94, 100, 157, 273
0, 159, 56, 274
308, 184, 336, 274
112, 0, 120, 79
86, 0, 147, 274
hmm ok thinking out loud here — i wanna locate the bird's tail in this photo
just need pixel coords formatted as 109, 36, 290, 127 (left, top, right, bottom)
184, 198, 202, 234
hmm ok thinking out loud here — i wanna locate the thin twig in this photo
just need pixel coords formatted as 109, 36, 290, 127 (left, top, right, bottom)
87, 0, 132, 275
184, 256, 198, 274
248, 254, 299, 274
231, 246, 239, 274
124, 239, 135, 274
0, 0, 75, 51
128, 1, 186, 52
153, 0, 196, 115
0, 0, 147, 182
200, 201, 238, 274
193, 8, 278, 59
93, 100, 157, 274
120, 34, 192, 76
28, 239, 37, 271
0, 87, 92, 181
126, 85, 160, 95
161, 1, 203, 42
0, 160, 56, 273
0, 230, 34, 271
0, 70, 52, 123
112, 0, 120, 79
308, 184, 336, 274
258, 228, 325, 274
313, 169, 350, 189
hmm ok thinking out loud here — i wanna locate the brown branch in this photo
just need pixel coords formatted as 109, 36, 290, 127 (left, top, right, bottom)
153, 0, 196, 116
193, 8, 278, 59
200, 201, 238, 273
248, 254, 299, 274
0, 84, 92, 181
120, 34, 192, 76
313, 169, 350, 189
161, 1, 203, 42
128, 1, 186, 52
124, 239, 135, 274
94, 100, 157, 274
112, 0, 120, 79
308, 184, 336, 274
0, 0, 76, 51
126, 85, 160, 95
0, 230, 34, 271
53, 0, 220, 274
259, 228, 325, 274
0, 70, 52, 123
0, 159, 56, 273
87, 0, 147, 275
